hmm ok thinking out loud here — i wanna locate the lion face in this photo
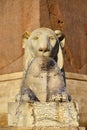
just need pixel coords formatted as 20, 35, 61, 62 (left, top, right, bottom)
27, 28, 57, 57
23, 28, 65, 71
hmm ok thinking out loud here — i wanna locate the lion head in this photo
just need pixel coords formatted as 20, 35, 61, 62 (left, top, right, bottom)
23, 27, 65, 72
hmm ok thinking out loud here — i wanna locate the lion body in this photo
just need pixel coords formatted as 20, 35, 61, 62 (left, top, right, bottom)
20, 28, 66, 102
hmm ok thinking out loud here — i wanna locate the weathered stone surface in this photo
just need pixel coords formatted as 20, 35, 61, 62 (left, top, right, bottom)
0, 0, 40, 75
0, 72, 87, 126
47, 0, 87, 74
34, 102, 79, 127
21, 56, 66, 103
66, 79, 87, 126
8, 102, 34, 127
79, 127, 86, 130
0, 127, 82, 130
8, 102, 79, 127
0, 113, 8, 127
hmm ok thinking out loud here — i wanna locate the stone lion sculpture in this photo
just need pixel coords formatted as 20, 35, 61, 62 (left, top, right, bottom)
18, 27, 68, 103
22, 28, 65, 74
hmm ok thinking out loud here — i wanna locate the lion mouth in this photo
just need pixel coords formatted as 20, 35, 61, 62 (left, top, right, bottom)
38, 51, 50, 57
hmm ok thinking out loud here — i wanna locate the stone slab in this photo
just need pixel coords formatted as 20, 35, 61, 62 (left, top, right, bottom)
0, 127, 80, 130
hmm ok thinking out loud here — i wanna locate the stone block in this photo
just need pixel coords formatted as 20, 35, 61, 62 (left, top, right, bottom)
8, 102, 79, 128
79, 127, 86, 130
8, 102, 34, 127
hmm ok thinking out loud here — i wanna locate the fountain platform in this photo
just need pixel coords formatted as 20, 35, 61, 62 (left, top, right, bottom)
8, 101, 79, 129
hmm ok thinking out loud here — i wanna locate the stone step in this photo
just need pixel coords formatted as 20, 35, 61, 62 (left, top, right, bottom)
0, 127, 86, 130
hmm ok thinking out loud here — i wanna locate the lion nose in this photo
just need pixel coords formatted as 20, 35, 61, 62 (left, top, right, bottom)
39, 48, 50, 53
39, 36, 51, 53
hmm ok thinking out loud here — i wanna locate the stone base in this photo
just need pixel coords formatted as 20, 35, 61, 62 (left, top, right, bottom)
0, 127, 83, 130
1, 127, 85, 130
8, 101, 79, 128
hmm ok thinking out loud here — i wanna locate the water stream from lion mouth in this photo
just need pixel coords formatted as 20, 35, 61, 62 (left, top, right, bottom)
14, 57, 73, 130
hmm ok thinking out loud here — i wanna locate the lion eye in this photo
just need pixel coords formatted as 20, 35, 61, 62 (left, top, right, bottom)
54, 73, 58, 76
49, 36, 55, 40
33, 36, 39, 40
